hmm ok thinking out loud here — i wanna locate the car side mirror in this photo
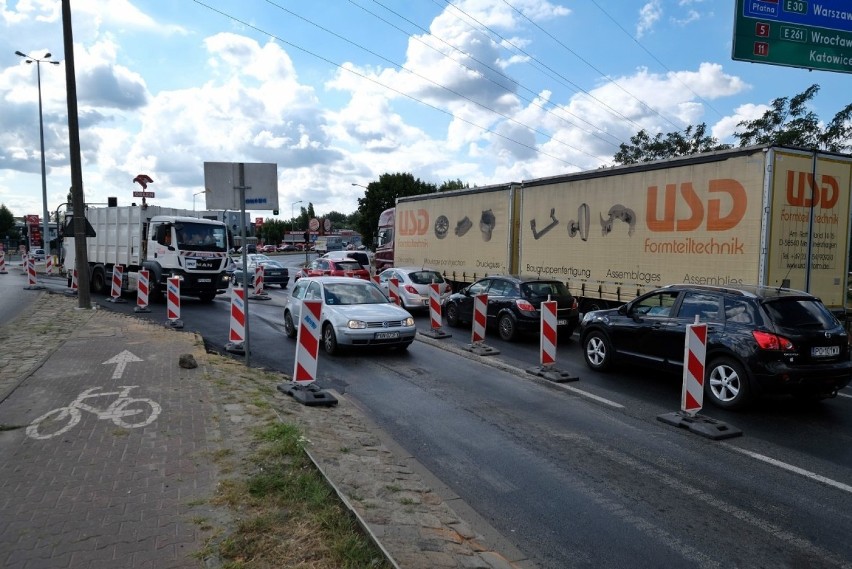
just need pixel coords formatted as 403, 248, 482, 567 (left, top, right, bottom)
618, 304, 628, 316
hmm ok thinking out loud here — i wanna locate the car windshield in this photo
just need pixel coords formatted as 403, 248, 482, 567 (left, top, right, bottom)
408, 270, 444, 285
175, 222, 228, 252
323, 283, 388, 305
521, 281, 570, 298
335, 260, 363, 271
762, 298, 840, 329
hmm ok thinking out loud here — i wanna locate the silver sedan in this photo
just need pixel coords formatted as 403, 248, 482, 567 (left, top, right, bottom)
283, 276, 416, 355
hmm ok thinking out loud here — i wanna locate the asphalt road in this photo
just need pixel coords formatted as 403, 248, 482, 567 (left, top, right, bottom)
26, 259, 852, 569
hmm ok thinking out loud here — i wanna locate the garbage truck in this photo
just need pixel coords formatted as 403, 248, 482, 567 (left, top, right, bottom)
377, 145, 852, 314
63, 205, 233, 302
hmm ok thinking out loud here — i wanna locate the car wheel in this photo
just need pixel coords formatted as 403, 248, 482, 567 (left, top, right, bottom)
322, 323, 338, 355
445, 302, 460, 327
498, 313, 516, 341
283, 310, 297, 339
706, 357, 750, 409
583, 330, 612, 371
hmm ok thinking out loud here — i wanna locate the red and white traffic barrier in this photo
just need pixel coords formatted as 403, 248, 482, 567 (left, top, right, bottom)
135, 269, 151, 313
539, 299, 557, 366
293, 300, 322, 384
372, 274, 380, 286
471, 293, 488, 344
110, 265, 124, 301
26, 255, 38, 287
166, 276, 183, 328
253, 265, 265, 295
45, 255, 54, 276
230, 287, 246, 344
681, 319, 707, 416
419, 282, 452, 340
70, 268, 78, 291
388, 277, 400, 305
429, 284, 442, 330
0, 252, 7, 274
657, 316, 740, 439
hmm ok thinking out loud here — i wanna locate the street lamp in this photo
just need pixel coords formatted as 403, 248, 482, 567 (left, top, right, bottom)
352, 183, 368, 190
193, 189, 209, 211
291, 200, 302, 244
16, 50, 60, 257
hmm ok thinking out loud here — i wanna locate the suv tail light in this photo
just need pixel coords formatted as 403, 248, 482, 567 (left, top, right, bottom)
515, 299, 536, 312
752, 330, 795, 351
571, 297, 578, 310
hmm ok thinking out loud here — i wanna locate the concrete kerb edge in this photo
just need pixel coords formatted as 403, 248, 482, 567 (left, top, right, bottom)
0, 290, 98, 405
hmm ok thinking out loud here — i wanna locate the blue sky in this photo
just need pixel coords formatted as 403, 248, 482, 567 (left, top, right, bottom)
2, 0, 851, 223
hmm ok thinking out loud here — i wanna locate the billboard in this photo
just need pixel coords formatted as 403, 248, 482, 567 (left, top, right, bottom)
202, 162, 279, 211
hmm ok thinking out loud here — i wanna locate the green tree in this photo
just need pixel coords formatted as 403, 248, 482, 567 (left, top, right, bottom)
260, 218, 287, 244
0, 204, 19, 239
613, 84, 852, 165
735, 84, 852, 152
354, 173, 438, 248
438, 179, 469, 192
613, 123, 731, 165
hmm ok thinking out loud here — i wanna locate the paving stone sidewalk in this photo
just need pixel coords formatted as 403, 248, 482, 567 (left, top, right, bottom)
0, 292, 530, 569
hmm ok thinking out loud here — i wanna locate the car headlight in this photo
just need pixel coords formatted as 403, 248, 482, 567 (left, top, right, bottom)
403, 317, 415, 327
347, 320, 367, 329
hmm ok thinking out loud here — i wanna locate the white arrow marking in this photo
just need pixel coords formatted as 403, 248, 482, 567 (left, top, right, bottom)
103, 350, 144, 380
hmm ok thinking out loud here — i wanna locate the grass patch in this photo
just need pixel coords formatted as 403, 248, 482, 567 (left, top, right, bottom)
209, 422, 392, 569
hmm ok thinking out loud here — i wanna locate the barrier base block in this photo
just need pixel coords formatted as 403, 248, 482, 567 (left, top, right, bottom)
225, 341, 246, 355
526, 365, 579, 383
0, 270, 8, 274
133, 306, 151, 313
657, 411, 743, 441
165, 318, 184, 330
24, 284, 46, 291
64, 290, 78, 297
420, 328, 452, 339
108, 297, 127, 303
250, 293, 271, 300
462, 342, 500, 356
277, 381, 338, 407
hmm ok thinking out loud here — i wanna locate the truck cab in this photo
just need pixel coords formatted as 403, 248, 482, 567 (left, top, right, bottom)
374, 207, 394, 271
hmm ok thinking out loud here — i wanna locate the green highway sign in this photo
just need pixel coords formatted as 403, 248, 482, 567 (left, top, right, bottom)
732, 0, 852, 74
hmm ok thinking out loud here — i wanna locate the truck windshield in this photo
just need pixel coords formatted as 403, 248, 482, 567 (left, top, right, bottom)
377, 228, 393, 247
175, 223, 227, 252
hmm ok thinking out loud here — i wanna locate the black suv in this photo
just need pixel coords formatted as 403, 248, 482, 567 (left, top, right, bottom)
444, 276, 580, 341
579, 284, 852, 409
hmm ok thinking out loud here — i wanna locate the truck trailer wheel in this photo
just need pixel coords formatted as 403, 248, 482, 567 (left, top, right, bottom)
91, 267, 106, 295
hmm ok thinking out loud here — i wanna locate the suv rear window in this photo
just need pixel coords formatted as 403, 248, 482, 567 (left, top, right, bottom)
762, 298, 840, 330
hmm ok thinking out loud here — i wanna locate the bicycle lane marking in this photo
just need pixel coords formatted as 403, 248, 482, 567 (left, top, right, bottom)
25, 385, 162, 440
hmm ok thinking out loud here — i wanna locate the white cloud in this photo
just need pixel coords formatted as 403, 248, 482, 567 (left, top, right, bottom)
636, 1, 662, 38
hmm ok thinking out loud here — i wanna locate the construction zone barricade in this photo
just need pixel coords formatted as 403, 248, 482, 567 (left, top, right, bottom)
108, 265, 127, 303
277, 299, 337, 407
0, 251, 8, 274
526, 299, 578, 383
388, 277, 400, 305
45, 255, 54, 276
225, 287, 246, 355
24, 255, 45, 291
134, 269, 152, 313
657, 317, 742, 440
250, 265, 270, 300
461, 293, 499, 356
65, 268, 78, 296
420, 283, 451, 339
165, 276, 184, 329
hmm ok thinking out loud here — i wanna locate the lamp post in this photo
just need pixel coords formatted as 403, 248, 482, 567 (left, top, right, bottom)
291, 200, 302, 245
351, 183, 368, 189
193, 189, 208, 211
16, 50, 60, 257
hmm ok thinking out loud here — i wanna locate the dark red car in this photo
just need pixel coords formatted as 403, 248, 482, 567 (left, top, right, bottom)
294, 257, 370, 282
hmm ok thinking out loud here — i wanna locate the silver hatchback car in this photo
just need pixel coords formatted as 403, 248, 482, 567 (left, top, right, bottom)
283, 276, 416, 355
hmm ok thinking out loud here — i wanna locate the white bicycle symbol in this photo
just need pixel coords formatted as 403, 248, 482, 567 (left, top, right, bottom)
26, 386, 162, 440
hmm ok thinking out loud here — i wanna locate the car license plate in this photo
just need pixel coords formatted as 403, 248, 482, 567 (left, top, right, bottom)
267, 271, 281, 276
557, 319, 568, 326
375, 331, 399, 340
812, 346, 840, 357
198, 278, 211, 283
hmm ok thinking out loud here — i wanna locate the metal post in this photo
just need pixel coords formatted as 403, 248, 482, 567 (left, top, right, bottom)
237, 163, 251, 366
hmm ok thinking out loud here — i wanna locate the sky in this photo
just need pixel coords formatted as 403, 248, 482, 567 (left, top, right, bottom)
2, 0, 851, 225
